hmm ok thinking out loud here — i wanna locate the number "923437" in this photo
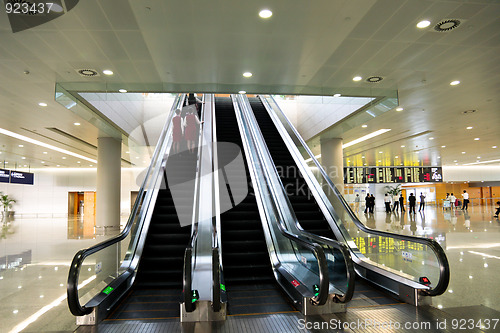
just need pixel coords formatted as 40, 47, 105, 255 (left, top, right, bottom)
5, 2, 56, 15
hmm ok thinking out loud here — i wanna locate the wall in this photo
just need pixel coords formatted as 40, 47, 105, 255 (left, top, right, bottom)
443, 166, 500, 182
0, 168, 140, 218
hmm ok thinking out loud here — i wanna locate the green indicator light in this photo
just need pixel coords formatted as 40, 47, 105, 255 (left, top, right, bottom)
220, 284, 226, 291
102, 286, 114, 295
313, 284, 320, 297
191, 290, 199, 303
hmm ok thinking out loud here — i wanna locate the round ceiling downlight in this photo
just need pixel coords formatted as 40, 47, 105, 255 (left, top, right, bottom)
366, 76, 383, 83
77, 69, 99, 77
434, 19, 461, 32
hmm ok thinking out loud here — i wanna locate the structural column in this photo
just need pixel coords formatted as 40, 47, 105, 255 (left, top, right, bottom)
320, 137, 344, 192
96, 137, 122, 236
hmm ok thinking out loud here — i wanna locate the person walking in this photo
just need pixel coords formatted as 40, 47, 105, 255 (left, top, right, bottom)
462, 190, 469, 211
354, 194, 361, 213
418, 192, 426, 212
399, 194, 405, 212
384, 194, 391, 213
392, 193, 399, 212
408, 193, 416, 214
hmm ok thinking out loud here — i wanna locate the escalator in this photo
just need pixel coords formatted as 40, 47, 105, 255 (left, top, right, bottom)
215, 97, 295, 316
248, 95, 449, 306
106, 153, 197, 320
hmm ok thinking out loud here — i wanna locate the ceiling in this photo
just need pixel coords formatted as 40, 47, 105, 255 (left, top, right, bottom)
0, 0, 499, 170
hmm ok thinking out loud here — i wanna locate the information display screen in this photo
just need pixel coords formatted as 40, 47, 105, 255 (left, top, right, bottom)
344, 167, 442, 184
0, 169, 10, 183
9, 171, 34, 185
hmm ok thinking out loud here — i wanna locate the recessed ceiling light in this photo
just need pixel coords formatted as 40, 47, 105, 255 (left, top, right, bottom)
43, 151, 47, 154
333, 93, 341, 97
77, 161, 80, 163
259, 9, 272, 18
5, 161, 8, 164
441, 145, 446, 148
342, 129, 391, 148
56, 165, 60, 167
462, 152, 466, 154
119, 89, 127, 93
429, 137, 434, 140
379, 151, 383, 153
352, 76, 362, 81
38, 102, 47, 107
21, 157, 26, 159
362, 156, 365, 159
364, 163, 367, 166
396, 107, 403, 111
361, 124, 368, 128
74, 122, 81, 126
62, 157, 66, 159
103, 69, 114, 75
395, 156, 399, 158
416, 20, 431, 28
243, 72, 252, 78
466, 126, 473, 129
18, 144, 24, 147
378, 160, 381, 163
474, 138, 480, 140
438, 156, 441, 159
238, 91, 246, 94
493, 146, 498, 149
453, 160, 458, 162
450, 80, 460, 86
401, 145, 405, 148
90, 164, 93, 167
41, 161, 45, 163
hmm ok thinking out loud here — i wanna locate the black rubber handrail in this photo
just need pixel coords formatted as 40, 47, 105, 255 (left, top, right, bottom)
67, 94, 185, 316
233, 95, 329, 306
260, 95, 450, 297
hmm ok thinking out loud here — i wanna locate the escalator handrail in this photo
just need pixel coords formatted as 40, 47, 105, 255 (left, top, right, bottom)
67, 94, 185, 316
234, 95, 329, 306
259, 95, 450, 296
239, 95, 355, 304
183, 95, 206, 312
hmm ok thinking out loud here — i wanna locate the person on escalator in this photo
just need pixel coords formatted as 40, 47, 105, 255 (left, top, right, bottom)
186, 93, 204, 115
494, 201, 500, 218
184, 108, 203, 153
172, 109, 182, 154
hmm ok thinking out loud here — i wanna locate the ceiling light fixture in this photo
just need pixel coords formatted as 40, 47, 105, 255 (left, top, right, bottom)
243, 72, 252, 78
450, 80, 460, 86
401, 145, 405, 148
119, 89, 127, 93
462, 152, 466, 154
464, 159, 500, 166
361, 124, 367, 128
259, 9, 272, 18
441, 145, 446, 148
342, 129, 391, 149
21, 157, 26, 159
18, 145, 24, 147
352, 76, 362, 81
238, 91, 246, 94
102, 69, 114, 75
333, 93, 341, 97
396, 107, 403, 111
38, 102, 47, 107
466, 126, 473, 129
74, 123, 81, 126
417, 20, 431, 28
493, 146, 497, 149
474, 138, 480, 140
0, 128, 97, 163
429, 137, 434, 140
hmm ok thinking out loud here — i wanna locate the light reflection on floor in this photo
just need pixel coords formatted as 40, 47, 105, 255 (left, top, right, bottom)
0, 216, 124, 333
1, 206, 499, 332
354, 205, 500, 312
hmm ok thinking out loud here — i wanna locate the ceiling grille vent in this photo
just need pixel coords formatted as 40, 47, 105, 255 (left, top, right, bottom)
434, 19, 461, 32
76, 69, 100, 77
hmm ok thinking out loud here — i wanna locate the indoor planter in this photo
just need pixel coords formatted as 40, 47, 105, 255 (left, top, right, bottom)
1, 194, 16, 218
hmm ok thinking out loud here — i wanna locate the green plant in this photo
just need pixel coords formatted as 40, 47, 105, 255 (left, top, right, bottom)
1, 194, 16, 212
384, 184, 402, 196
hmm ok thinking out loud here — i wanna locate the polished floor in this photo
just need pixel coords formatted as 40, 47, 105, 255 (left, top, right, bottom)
0, 205, 499, 332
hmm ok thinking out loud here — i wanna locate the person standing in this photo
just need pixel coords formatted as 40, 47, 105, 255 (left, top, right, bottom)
450, 193, 457, 211
384, 194, 391, 213
369, 194, 375, 213
364, 193, 370, 214
354, 194, 361, 213
408, 193, 416, 214
399, 194, 405, 212
184, 108, 202, 153
418, 192, 426, 212
171, 109, 183, 154
392, 193, 399, 212
462, 190, 469, 210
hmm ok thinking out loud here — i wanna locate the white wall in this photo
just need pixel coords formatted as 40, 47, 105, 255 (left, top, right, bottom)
0, 168, 140, 217
443, 166, 500, 181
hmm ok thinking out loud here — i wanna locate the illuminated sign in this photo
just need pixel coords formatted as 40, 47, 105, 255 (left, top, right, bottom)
9, 170, 34, 185
344, 167, 443, 184
0, 169, 10, 183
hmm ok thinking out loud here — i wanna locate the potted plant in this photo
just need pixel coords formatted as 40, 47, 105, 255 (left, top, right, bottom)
384, 184, 402, 197
1, 194, 16, 218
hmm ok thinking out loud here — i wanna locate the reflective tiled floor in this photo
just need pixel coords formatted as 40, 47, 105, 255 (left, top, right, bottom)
0, 205, 498, 332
